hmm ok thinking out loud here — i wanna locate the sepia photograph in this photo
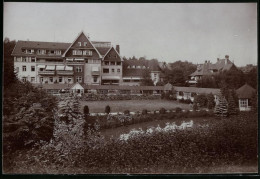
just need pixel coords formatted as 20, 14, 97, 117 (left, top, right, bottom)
3, 2, 258, 174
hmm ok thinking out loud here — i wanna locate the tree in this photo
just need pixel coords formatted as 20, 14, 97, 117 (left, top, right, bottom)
194, 94, 208, 108
214, 95, 228, 118
84, 105, 89, 116
251, 92, 257, 113
105, 105, 111, 114
207, 93, 215, 109
227, 91, 237, 116
141, 69, 154, 86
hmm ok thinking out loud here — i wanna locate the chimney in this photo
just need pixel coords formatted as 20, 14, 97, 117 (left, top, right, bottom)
225, 55, 229, 64
217, 58, 219, 61
116, 45, 120, 54
205, 60, 207, 64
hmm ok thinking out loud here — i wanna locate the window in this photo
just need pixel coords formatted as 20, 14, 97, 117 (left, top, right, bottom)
117, 62, 121, 65
50, 50, 54, 54
117, 69, 120, 73
22, 66, 26, 71
112, 69, 115, 72
76, 66, 82, 72
93, 76, 98, 83
31, 58, 36, 62
78, 42, 81, 46
73, 50, 82, 55
84, 42, 87, 46
22, 49, 26, 53
31, 77, 35, 83
49, 77, 53, 83
22, 57, 26, 62
179, 91, 184, 96
22, 77, 27, 82
240, 99, 248, 108
55, 50, 61, 55
76, 76, 82, 83
68, 77, 72, 83
103, 68, 109, 73
104, 61, 109, 65
40, 77, 43, 83
31, 66, 35, 72
59, 77, 63, 83
110, 62, 115, 65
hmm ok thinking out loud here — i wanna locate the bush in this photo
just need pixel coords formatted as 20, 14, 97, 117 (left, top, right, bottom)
142, 109, 148, 115
124, 110, 130, 115
159, 108, 166, 114
83, 105, 89, 116
193, 103, 198, 111
105, 105, 111, 114
194, 94, 208, 108
175, 107, 182, 113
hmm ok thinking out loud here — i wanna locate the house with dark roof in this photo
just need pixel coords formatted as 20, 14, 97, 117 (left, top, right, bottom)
236, 83, 256, 111
188, 55, 237, 85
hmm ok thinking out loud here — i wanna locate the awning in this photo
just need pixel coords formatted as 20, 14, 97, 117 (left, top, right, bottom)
66, 58, 73, 61
65, 66, 73, 71
74, 58, 84, 61
46, 66, 55, 70
38, 65, 46, 68
102, 76, 120, 80
92, 66, 99, 72
132, 77, 141, 80
56, 65, 65, 70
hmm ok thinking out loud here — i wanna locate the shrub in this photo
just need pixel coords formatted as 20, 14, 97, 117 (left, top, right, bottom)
159, 108, 166, 114
142, 109, 148, 115
105, 105, 111, 114
214, 95, 228, 118
227, 91, 237, 116
175, 107, 182, 113
124, 110, 130, 115
207, 93, 215, 109
193, 103, 198, 111
83, 105, 89, 116
194, 94, 208, 108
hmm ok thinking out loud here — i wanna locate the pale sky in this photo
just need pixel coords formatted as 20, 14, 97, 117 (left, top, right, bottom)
4, 3, 257, 67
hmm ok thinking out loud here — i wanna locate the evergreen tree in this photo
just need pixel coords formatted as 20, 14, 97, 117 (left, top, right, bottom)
214, 95, 228, 118
227, 91, 237, 116
251, 92, 257, 113
207, 93, 215, 109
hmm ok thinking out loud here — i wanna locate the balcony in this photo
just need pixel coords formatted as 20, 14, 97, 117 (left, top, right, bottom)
91, 71, 100, 76
56, 71, 74, 76
38, 71, 55, 75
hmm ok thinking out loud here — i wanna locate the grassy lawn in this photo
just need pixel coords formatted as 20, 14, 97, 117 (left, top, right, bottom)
80, 99, 190, 113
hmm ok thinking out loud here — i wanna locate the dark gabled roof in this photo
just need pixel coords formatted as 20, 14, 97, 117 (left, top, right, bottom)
236, 83, 256, 99
215, 58, 233, 70
96, 47, 110, 56
103, 47, 122, 62
174, 86, 220, 95
12, 41, 70, 56
123, 69, 144, 77
189, 63, 213, 77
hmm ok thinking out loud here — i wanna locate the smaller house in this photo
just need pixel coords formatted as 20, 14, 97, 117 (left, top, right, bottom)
236, 83, 256, 111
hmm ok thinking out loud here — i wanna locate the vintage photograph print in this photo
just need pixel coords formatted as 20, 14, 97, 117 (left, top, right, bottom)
3, 2, 258, 174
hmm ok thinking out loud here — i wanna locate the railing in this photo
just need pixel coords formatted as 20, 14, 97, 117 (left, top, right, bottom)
91, 71, 100, 76
56, 71, 74, 75
38, 71, 55, 75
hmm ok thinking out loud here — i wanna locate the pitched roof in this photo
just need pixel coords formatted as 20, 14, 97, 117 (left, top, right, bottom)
11, 41, 71, 56
236, 83, 256, 99
174, 86, 220, 95
189, 63, 213, 77
95, 47, 110, 56
123, 69, 144, 77
103, 46, 123, 62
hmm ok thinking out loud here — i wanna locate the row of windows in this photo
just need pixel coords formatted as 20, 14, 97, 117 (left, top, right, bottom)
103, 68, 121, 73
22, 49, 62, 55
123, 79, 140, 82
78, 42, 88, 47
19, 66, 35, 72
72, 50, 92, 56
103, 61, 121, 66
127, 65, 149, 69
15, 57, 36, 62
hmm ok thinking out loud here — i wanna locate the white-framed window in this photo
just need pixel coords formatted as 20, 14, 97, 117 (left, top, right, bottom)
103, 68, 109, 73
31, 58, 36, 62
31, 66, 35, 72
240, 99, 248, 108
68, 77, 72, 83
55, 50, 61, 55
22, 66, 26, 71
49, 77, 53, 83
22, 77, 27, 82
73, 50, 82, 55
76, 66, 82, 72
22, 57, 26, 62
93, 76, 98, 83
117, 69, 120, 73
40, 77, 44, 83
76, 76, 82, 83
112, 69, 115, 72
31, 77, 35, 83
59, 76, 63, 83
84, 42, 87, 46
78, 42, 82, 46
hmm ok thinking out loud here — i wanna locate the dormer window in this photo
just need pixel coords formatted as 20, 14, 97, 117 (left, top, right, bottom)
84, 42, 87, 46
78, 42, 81, 46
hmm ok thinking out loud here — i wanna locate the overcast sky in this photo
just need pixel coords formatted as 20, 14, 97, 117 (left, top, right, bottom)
4, 3, 257, 66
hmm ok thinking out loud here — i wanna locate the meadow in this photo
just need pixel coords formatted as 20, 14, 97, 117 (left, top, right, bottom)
80, 99, 190, 113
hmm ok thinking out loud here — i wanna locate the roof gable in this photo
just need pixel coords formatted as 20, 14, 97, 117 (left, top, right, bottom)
236, 83, 256, 99
62, 31, 102, 58
103, 47, 123, 62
